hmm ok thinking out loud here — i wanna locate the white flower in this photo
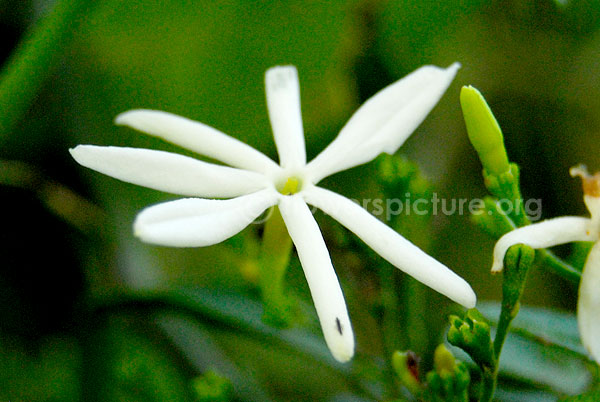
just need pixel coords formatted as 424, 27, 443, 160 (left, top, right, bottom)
70, 64, 476, 362
491, 165, 600, 363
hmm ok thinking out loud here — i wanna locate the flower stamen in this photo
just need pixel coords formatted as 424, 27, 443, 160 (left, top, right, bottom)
278, 177, 302, 195
570, 164, 600, 197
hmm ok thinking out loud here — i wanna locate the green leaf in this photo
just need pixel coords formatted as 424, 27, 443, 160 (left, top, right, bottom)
561, 385, 600, 401
82, 314, 194, 402
0, 333, 81, 402
478, 302, 587, 357
156, 313, 273, 402
477, 302, 592, 395
497, 330, 590, 395
95, 287, 348, 371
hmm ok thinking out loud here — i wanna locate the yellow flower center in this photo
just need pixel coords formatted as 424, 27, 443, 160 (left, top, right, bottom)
277, 177, 302, 195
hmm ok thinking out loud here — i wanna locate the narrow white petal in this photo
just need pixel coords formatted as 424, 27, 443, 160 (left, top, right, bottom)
304, 186, 476, 308
278, 195, 354, 362
70, 145, 270, 198
306, 63, 460, 183
115, 109, 280, 175
491, 217, 595, 272
265, 66, 306, 171
134, 189, 279, 247
578, 241, 600, 363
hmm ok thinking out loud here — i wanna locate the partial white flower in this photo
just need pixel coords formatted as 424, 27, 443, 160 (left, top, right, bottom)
491, 165, 600, 363
70, 64, 476, 363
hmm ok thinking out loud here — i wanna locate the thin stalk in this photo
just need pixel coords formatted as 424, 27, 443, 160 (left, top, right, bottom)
481, 245, 532, 402
479, 365, 497, 402
379, 264, 405, 398
258, 206, 295, 327
539, 249, 581, 283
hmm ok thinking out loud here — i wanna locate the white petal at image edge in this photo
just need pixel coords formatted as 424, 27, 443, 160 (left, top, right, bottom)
304, 186, 476, 308
491, 216, 596, 272
115, 109, 280, 175
306, 63, 460, 183
134, 189, 279, 247
578, 241, 600, 363
278, 195, 354, 362
265, 66, 306, 171
70, 145, 270, 198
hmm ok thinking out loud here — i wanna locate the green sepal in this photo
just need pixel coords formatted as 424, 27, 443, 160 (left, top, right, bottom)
482, 163, 520, 201
481, 163, 529, 227
376, 154, 431, 198
502, 244, 535, 309
425, 344, 470, 402
470, 196, 517, 239
447, 309, 495, 371
461, 86, 510, 176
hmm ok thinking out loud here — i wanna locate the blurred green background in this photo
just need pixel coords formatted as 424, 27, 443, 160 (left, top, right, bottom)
1, 0, 600, 400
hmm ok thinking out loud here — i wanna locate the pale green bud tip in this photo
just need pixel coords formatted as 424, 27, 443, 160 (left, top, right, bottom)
191, 370, 233, 402
433, 344, 456, 374
460, 85, 510, 175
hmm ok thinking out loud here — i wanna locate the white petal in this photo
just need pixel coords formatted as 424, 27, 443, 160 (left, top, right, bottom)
306, 63, 460, 183
70, 145, 270, 198
578, 241, 600, 363
303, 186, 476, 308
278, 195, 354, 362
134, 189, 279, 247
265, 66, 306, 171
115, 109, 280, 175
491, 217, 595, 273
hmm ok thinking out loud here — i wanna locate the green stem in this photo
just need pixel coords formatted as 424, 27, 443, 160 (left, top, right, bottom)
479, 365, 497, 402
481, 245, 533, 401
493, 301, 519, 358
0, 0, 93, 135
378, 265, 405, 398
539, 249, 581, 283
258, 206, 295, 327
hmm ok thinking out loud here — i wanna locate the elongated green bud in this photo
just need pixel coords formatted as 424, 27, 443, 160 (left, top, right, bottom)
460, 86, 510, 176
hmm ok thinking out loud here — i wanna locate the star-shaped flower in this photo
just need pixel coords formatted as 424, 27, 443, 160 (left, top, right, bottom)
491, 166, 600, 363
70, 64, 476, 362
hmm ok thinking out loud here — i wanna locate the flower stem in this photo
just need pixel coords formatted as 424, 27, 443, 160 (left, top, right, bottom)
539, 249, 581, 283
480, 245, 534, 401
258, 206, 296, 327
479, 365, 497, 402
0, 0, 93, 135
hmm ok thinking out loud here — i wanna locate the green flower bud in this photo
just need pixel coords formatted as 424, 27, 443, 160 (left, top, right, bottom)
433, 344, 456, 375
191, 370, 233, 402
447, 309, 495, 370
426, 345, 471, 402
461, 86, 510, 176
392, 350, 423, 395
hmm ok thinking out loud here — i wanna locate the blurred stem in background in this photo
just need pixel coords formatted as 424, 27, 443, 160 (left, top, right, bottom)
0, 158, 107, 235
0, 0, 93, 135
258, 206, 299, 328
375, 155, 434, 398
